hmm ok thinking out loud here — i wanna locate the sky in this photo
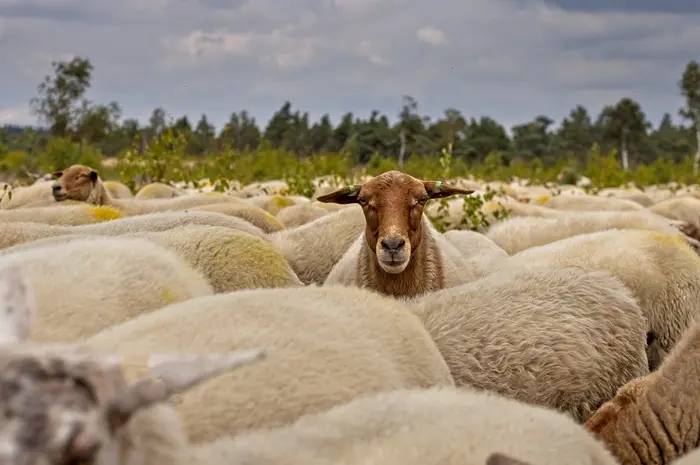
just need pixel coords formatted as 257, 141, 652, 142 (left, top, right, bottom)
0, 0, 698, 133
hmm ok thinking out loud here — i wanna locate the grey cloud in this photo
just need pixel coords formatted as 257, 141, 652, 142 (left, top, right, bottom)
0, 0, 697, 131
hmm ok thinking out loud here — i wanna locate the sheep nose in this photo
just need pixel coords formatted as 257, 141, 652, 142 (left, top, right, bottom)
52, 184, 61, 192
381, 237, 406, 251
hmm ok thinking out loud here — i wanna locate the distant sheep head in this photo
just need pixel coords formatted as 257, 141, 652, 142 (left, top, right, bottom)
52, 165, 101, 203
0, 266, 266, 465
316, 170, 473, 274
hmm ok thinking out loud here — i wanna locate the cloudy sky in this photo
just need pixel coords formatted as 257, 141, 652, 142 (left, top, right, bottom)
0, 0, 698, 132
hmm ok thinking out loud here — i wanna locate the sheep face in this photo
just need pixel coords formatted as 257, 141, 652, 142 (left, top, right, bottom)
0, 346, 265, 465
316, 170, 473, 274
52, 165, 99, 202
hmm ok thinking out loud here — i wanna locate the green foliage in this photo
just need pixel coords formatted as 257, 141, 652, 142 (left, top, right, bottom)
39, 137, 103, 172
116, 128, 188, 191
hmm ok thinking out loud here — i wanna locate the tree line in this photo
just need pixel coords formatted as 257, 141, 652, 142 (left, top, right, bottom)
1, 56, 699, 173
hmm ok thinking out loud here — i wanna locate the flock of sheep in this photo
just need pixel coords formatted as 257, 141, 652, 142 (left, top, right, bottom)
2, 165, 700, 464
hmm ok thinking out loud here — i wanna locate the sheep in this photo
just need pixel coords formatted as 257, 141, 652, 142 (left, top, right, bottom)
543, 194, 645, 212
648, 196, 700, 237
82, 285, 455, 442
0, 279, 265, 465
192, 202, 285, 233
4, 226, 303, 292
443, 229, 508, 279
267, 205, 367, 284
488, 229, 700, 369
190, 386, 618, 465
0, 178, 54, 209
103, 180, 133, 198
0, 210, 266, 251
407, 266, 648, 422
0, 203, 123, 225
486, 210, 700, 255
241, 179, 289, 196
317, 170, 476, 298
135, 181, 185, 198
244, 194, 297, 214
584, 319, 700, 465
275, 203, 329, 228
51, 164, 242, 214
0, 236, 213, 342
598, 187, 654, 207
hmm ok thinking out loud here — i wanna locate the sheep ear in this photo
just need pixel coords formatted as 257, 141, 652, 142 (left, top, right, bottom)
315, 185, 362, 204
52, 171, 63, 179
106, 349, 266, 429
0, 266, 35, 344
88, 170, 99, 182
485, 452, 533, 465
424, 180, 473, 199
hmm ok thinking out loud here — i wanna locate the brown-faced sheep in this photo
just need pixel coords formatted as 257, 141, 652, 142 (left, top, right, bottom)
51, 165, 240, 214
190, 386, 618, 465
407, 266, 648, 422
585, 319, 700, 465
318, 170, 475, 298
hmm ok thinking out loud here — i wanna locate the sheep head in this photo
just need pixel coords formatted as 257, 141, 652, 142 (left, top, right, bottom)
316, 170, 473, 274
0, 347, 265, 465
51, 165, 100, 203
0, 266, 266, 465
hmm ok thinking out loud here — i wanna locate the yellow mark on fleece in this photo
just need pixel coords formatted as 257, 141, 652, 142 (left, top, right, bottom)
534, 194, 550, 205
271, 196, 295, 208
89, 205, 122, 222
160, 287, 179, 305
481, 201, 506, 215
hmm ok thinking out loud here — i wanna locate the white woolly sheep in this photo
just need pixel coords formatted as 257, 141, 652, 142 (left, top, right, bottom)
488, 229, 700, 369
0, 203, 123, 225
648, 196, 700, 238
598, 187, 654, 207
318, 170, 476, 298
0, 236, 213, 342
103, 180, 133, 198
486, 210, 699, 255
0, 178, 54, 209
275, 203, 329, 228
4, 226, 302, 292
0, 282, 265, 465
407, 266, 648, 422
51, 165, 242, 214
83, 285, 455, 442
543, 194, 645, 212
585, 319, 700, 465
191, 386, 618, 465
0, 210, 266, 251
192, 201, 286, 233
135, 181, 185, 198
267, 205, 367, 284
244, 194, 297, 214
442, 229, 507, 280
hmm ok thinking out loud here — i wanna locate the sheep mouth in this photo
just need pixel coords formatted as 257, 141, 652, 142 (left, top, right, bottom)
378, 258, 409, 273
53, 192, 67, 201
